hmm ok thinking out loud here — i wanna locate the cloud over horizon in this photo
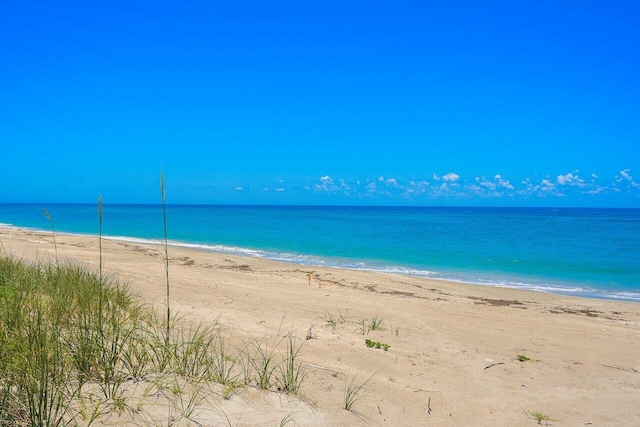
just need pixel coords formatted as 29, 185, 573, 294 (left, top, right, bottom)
226, 169, 640, 205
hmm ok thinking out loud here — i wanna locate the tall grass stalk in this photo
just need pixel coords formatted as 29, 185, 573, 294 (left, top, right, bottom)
98, 195, 103, 281
43, 207, 58, 263
97, 195, 104, 358
160, 169, 170, 346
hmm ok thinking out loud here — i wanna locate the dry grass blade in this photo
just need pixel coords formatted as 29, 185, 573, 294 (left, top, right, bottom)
160, 169, 170, 346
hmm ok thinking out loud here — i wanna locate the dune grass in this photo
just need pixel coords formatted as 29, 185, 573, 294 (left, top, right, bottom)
343, 372, 375, 412
0, 255, 310, 426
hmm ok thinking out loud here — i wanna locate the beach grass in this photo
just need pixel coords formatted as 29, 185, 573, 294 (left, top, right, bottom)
0, 254, 310, 425
343, 372, 375, 412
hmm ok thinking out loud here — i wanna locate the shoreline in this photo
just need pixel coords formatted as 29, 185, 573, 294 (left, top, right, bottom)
2, 223, 638, 303
2, 226, 640, 425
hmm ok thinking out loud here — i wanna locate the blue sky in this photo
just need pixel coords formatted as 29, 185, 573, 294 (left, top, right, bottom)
1, 1, 639, 206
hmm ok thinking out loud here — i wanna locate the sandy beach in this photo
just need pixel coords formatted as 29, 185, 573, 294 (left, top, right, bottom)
1, 226, 639, 426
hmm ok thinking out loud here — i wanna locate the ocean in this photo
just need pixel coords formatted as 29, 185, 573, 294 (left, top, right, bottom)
0, 204, 638, 302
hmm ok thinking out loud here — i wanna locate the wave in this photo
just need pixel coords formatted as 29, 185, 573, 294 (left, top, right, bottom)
103, 235, 640, 302
2, 224, 639, 302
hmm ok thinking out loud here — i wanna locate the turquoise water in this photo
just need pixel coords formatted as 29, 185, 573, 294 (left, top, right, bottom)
0, 204, 638, 301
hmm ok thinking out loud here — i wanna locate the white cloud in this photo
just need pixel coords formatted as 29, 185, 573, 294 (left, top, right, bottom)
616, 169, 639, 189
620, 169, 632, 181
585, 186, 606, 195
557, 172, 585, 187
540, 179, 556, 193
315, 175, 340, 192
442, 172, 459, 182
480, 179, 496, 190
494, 175, 514, 190
235, 186, 243, 191
556, 173, 569, 185
320, 175, 333, 184
252, 170, 634, 202
339, 179, 351, 190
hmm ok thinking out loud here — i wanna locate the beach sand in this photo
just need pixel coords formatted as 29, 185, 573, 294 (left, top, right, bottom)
1, 226, 639, 426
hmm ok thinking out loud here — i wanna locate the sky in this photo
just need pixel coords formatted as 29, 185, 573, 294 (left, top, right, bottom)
1, 0, 639, 206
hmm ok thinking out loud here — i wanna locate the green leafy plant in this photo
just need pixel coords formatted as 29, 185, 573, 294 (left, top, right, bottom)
517, 354, 539, 362
365, 339, 390, 351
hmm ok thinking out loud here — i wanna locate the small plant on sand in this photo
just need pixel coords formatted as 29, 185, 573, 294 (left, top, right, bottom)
527, 410, 555, 425
324, 309, 349, 330
209, 336, 240, 386
356, 318, 368, 336
276, 334, 307, 394
369, 314, 384, 331
517, 354, 539, 363
365, 339, 390, 351
250, 339, 279, 390
343, 373, 375, 411
222, 381, 243, 400
325, 311, 338, 329
278, 412, 297, 426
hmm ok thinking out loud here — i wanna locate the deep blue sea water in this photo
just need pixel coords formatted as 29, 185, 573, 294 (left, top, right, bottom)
1, 204, 638, 302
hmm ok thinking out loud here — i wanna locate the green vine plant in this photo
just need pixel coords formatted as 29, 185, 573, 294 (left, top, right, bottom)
365, 339, 390, 351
